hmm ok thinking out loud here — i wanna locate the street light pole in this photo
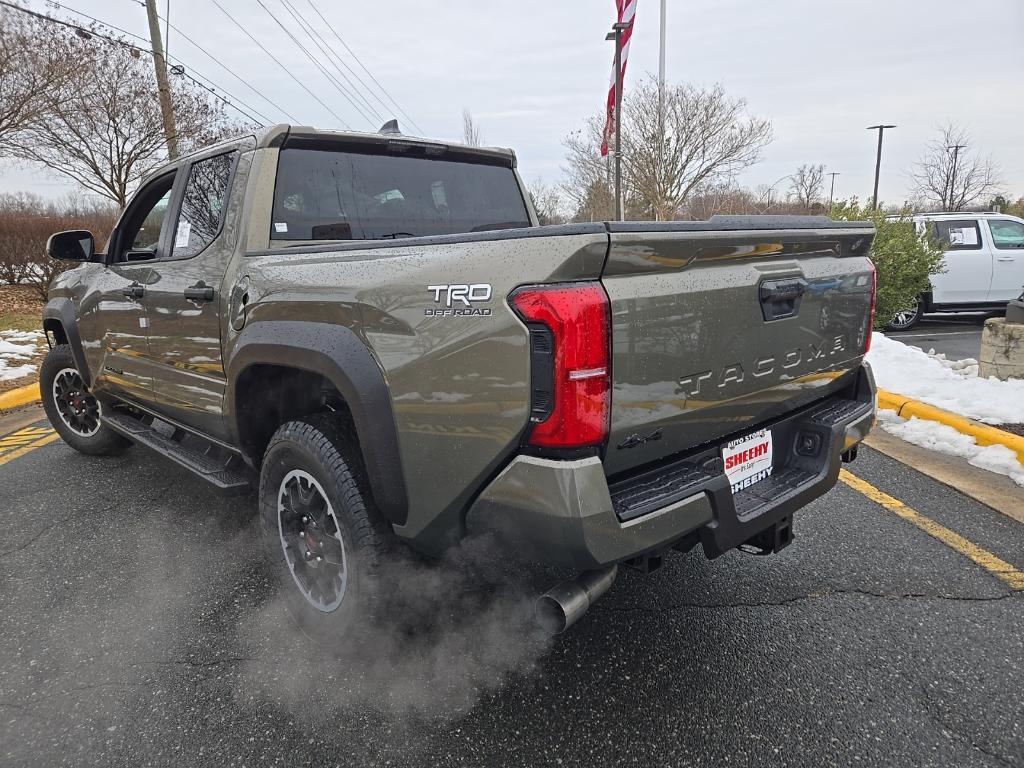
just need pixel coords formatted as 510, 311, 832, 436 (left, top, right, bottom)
606, 22, 629, 221
947, 143, 966, 211
867, 124, 896, 210
827, 171, 840, 210
657, 0, 666, 221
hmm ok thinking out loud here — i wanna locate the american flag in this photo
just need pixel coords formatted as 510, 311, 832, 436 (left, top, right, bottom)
600, 0, 638, 158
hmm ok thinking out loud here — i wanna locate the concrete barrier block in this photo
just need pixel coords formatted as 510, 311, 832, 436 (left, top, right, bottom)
979, 317, 1024, 380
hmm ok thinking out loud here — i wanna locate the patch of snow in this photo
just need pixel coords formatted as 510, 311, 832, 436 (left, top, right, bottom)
925, 349, 979, 378
0, 329, 44, 343
876, 411, 1024, 487
0, 339, 36, 358
0, 330, 44, 382
0, 362, 36, 381
867, 332, 1024, 425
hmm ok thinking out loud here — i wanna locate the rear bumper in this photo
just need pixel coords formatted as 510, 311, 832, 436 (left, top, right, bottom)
466, 363, 876, 571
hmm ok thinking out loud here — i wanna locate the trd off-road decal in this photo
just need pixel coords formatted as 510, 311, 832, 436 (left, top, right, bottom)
426, 284, 492, 317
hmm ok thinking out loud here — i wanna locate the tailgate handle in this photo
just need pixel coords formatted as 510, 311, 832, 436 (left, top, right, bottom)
759, 278, 807, 321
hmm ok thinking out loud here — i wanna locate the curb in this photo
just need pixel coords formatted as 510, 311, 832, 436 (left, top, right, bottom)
877, 389, 1024, 464
0, 382, 41, 413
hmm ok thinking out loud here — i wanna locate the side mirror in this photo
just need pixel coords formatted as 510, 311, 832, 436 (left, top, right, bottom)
46, 230, 95, 262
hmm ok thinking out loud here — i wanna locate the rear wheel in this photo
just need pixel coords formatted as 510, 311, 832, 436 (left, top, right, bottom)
40, 345, 130, 455
886, 298, 922, 332
258, 415, 389, 646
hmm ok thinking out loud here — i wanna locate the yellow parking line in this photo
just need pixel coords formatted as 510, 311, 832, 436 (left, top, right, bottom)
840, 469, 1024, 591
0, 427, 60, 466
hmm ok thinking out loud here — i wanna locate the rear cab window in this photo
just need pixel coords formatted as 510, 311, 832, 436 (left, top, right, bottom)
929, 219, 982, 251
270, 147, 531, 242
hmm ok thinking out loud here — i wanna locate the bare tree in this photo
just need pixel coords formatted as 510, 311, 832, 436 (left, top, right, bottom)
462, 109, 483, 147
561, 115, 615, 221
526, 178, 566, 225
789, 164, 825, 210
4, 30, 244, 206
909, 123, 1002, 211
0, 5, 82, 148
620, 77, 772, 220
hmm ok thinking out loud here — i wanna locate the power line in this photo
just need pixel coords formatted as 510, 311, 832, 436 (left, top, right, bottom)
276, 0, 383, 124
305, 0, 424, 135
119, 0, 299, 123
253, 0, 376, 128
0, 0, 267, 126
47, 1, 270, 124
208, 0, 350, 128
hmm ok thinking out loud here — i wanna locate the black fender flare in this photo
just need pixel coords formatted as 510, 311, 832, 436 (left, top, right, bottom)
226, 321, 408, 526
41, 298, 92, 387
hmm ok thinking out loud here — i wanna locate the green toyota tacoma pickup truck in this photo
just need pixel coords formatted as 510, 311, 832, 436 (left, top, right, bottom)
40, 124, 877, 638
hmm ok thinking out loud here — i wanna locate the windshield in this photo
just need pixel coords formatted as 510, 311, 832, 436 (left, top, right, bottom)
270, 148, 531, 241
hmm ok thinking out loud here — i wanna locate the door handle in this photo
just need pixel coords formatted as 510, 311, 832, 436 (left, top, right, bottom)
183, 283, 215, 302
121, 283, 144, 299
995, 256, 1015, 262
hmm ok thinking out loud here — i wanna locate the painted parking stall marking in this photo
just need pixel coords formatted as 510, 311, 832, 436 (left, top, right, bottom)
840, 469, 1024, 591
0, 425, 59, 466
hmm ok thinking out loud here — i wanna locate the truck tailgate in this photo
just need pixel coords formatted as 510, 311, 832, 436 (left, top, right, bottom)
601, 217, 875, 477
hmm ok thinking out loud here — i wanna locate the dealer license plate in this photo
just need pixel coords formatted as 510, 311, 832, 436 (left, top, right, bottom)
722, 428, 774, 494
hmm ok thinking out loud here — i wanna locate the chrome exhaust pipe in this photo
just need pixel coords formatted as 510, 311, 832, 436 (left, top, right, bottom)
536, 565, 618, 634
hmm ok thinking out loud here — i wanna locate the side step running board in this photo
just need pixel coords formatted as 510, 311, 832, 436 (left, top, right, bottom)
103, 411, 252, 495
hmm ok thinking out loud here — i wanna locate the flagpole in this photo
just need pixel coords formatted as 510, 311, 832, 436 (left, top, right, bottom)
614, 25, 624, 222
658, 0, 666, 102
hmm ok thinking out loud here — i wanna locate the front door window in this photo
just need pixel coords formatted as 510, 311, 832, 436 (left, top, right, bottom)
988, 219, 1024, 249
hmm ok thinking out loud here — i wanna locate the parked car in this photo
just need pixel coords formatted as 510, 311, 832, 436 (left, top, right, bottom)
39, 124, 877, 641
887, 211, 1024, 331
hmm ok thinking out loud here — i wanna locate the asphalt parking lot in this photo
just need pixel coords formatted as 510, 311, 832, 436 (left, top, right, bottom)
886, 314, 993, 361
1, 410, 1022, 767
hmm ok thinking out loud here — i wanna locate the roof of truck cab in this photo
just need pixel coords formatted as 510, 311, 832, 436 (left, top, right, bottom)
255, 124, 518, 166
904, 211, 1016, 220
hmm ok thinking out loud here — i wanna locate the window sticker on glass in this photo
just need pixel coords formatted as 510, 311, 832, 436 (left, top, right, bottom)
274, 222, 288, 233
175, 219, 192, 248
947, 227, 978, 246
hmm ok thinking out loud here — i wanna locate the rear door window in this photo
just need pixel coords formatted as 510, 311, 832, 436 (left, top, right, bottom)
930, 219, 982, 250
270, 148, 530, 241
171, 152, 235, 259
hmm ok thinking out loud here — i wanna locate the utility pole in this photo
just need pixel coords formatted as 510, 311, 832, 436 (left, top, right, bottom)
827, 171, 840, 210
164, 0, 170, 58
606, 22, 629, 221
145, 0, 178, 159
947, 143, 966, 211
867, 124, 896, 210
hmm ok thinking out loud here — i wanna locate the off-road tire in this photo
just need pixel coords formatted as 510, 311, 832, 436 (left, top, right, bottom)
40, 345, 130, 456
259, 414, 390, 647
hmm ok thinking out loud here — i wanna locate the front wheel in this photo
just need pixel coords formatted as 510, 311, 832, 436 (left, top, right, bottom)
259, 415, 390, 647
886, 298, 923, 332
40, 345, 131, 455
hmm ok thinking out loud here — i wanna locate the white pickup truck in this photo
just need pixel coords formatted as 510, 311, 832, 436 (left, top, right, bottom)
888, 211, 1024, 330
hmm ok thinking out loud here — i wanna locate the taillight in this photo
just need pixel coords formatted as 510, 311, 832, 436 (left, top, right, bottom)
864, 260, 877, 353
510, 282, 610, 449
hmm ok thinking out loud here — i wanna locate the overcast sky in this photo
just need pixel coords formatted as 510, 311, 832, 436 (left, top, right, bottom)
3, 0, 1023, 207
